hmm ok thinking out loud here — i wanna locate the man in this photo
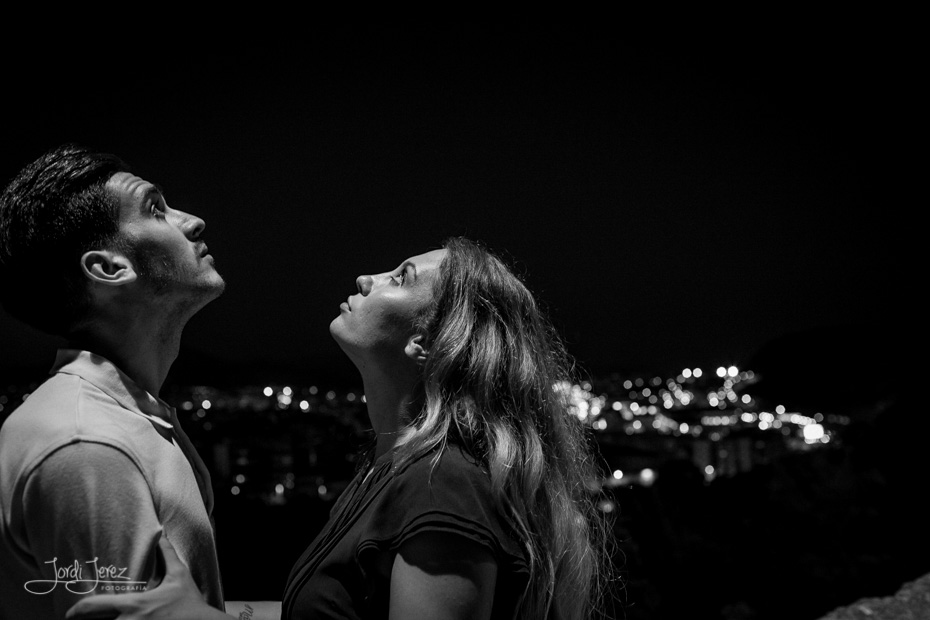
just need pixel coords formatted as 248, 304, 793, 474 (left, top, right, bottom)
0, 144, 226, 618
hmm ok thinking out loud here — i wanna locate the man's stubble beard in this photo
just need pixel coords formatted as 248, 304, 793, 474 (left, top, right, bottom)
132, 247, 226, 317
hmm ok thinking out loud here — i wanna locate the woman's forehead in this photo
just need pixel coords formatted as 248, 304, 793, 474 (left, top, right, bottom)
391, 249, 448, 279
403, 248, 447, 269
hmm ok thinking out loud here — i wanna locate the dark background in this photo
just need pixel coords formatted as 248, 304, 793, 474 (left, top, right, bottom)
0, 22, 917, 620
0, 24, 911, 386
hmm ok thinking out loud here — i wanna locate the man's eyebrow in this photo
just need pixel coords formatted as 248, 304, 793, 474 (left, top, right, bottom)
142, 182, 166, 200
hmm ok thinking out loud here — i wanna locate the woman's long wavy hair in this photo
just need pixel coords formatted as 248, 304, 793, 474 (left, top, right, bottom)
392, 237, 615, 620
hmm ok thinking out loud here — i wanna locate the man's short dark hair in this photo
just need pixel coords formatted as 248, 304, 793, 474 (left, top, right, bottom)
0, 144, 130, 336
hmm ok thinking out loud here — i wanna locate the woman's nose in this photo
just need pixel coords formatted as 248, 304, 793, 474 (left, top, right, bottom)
356, 275, 373, 295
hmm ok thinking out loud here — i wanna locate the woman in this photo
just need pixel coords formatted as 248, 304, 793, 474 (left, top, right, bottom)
68, 238, 615, 620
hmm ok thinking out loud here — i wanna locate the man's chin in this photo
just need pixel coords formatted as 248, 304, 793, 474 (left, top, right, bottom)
179, 276, 227, 310
200, 280, 226, 306
210, 276, 227, 298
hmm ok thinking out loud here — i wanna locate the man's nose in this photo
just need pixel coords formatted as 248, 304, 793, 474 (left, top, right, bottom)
173, 209, 206, 240
356, 275, 373, 296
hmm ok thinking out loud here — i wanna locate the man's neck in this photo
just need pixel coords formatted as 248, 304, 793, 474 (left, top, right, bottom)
69, 314, 185, 397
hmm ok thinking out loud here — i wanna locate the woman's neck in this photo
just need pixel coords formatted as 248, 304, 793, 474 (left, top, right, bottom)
358, 367, 419, 461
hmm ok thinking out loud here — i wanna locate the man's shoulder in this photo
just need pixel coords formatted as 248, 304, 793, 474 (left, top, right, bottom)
0, 373, 81, 437
0, 372, 136, 472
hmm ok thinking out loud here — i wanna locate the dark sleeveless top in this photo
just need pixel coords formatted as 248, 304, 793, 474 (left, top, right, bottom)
281, 444, 530, 619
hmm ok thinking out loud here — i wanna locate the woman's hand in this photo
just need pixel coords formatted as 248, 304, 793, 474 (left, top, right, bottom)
66, 535, 230, 620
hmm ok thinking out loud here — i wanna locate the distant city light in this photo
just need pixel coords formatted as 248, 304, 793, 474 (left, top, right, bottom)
803, 424, 825, 443
640, 469, 656, 486
0, 359, 851, 506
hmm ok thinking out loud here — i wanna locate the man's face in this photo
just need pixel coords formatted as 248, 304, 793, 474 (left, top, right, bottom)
105, 171, 225, 307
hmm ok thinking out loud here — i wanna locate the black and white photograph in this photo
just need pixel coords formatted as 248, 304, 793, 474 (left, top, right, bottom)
0, 23, 915, 620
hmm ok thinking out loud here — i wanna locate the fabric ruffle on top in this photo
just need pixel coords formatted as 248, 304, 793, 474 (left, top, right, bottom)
283, 443, 529, 619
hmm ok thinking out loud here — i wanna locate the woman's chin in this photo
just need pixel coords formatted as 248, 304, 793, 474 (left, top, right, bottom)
329, 331, 364, 367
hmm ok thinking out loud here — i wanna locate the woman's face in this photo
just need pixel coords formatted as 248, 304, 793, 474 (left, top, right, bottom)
330, 249, 447, 366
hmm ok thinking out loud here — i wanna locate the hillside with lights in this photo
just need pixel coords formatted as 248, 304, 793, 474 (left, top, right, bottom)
0, 346, 916, 620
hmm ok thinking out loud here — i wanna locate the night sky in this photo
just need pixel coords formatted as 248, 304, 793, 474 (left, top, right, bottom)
0, 26, 908, 396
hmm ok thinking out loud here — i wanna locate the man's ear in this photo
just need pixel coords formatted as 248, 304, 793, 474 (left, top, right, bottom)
80, 250, 137, 286
404, 334, 429, 366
